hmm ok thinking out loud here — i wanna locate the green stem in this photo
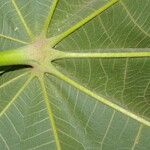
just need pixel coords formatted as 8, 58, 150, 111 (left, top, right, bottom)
0, 48, 29, 66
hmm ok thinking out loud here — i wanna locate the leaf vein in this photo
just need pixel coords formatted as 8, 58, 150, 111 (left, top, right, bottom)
51, 67, 150, 127
0, 34, 28, 44
120, 0, 150, 38
11, 0, 34, 39
39, 76, 61, 150
0, 75, 33, 117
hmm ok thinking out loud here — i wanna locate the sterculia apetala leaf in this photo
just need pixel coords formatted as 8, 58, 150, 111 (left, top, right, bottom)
0, 0, 150, 150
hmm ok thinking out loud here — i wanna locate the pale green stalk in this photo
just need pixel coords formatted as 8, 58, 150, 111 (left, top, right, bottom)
0, 48, 29, 66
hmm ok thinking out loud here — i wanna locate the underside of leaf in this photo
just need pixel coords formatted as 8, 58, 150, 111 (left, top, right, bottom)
0, 0, 150, 150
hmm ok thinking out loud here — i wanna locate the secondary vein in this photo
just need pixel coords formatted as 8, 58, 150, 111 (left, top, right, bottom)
131, 124, 143, 150
120, 0, 150, 38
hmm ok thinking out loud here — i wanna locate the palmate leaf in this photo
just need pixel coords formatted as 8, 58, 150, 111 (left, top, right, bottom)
0, 0, 150, 150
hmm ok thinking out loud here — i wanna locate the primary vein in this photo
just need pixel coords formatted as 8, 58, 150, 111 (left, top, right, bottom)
49, 0, 119, 46
0, 34, 28, 44
42, 0, 59, 36
0, 75, 33, 117
56, 51, 150, 59
39, 76, 61, 150
0, 72, 29, 89
51, 67, 150, 127
11, 0, 34, 40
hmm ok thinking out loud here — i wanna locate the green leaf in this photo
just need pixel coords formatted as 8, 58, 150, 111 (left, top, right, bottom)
0, 0, 150, 150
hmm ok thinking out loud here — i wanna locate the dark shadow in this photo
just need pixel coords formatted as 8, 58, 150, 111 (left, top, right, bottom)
0, 65, 32, 76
